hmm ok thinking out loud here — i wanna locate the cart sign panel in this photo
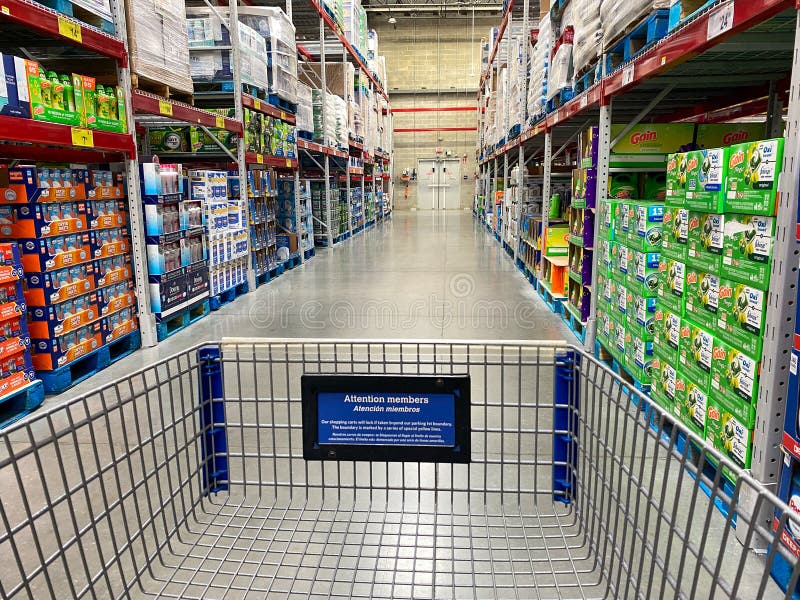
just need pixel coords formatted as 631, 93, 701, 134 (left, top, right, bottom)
303, 375, 471, 462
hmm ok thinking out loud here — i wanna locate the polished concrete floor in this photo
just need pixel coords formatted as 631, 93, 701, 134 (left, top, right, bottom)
45, 210, 571, 408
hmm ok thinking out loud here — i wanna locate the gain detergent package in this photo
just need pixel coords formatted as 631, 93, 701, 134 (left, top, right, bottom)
627, 292, 657, 342
653, 306, 681, 364
666, 153, 687, 206
627, 202, 663, 252
705, 396, 755, 472
643, 173, 667, 202
628, 249, 661, 296
722, 214, 775, 290
614, 202, 631, 245
716, 279, 767, 358
627, 336, 655, 385
612, 243, 630, 286
685, 148, 726, 212
657, 255, 686, 316
680, 379, 708, 439
725, 138, 784, 215
608, 173, 637, 200
687, 212, 724, 273
678, 320, 713, 389
662, 206, 688, 260
684, 268, 720, 333
711, 336, 760, 407
651, 348, 686, 412
599, 199, 616, 235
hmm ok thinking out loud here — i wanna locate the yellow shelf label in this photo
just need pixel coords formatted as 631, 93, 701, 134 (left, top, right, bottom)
215, 116, 225, 129
158, 100, 173, 117
253, 99, 261, 111
280, 111, 286, 120
256, 153, 264, 164
71, 128, 94, 148
1, 6, 10, 15
57, 17, 82, 43
285, 159, 292, 168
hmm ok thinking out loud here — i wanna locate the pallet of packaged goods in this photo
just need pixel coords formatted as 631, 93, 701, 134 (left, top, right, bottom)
140, 162, 209, 342
0, 167, 140, 394
0, 242, 43, 426
600, 1, 671, 73
127, 0, 193, 97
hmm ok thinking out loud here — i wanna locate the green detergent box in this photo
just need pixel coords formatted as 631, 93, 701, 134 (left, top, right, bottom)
678, 320, 713, 389
627, 336, 655, 384
657, 255, 686, 316
662, 206, 688, 260
608, 173, 638, 200
654, 306, 681, 364
598, 268, 614, 308
716, 280, 766, 358
627, 202, 664, 252
666, 153, 687, 207
680, 378, 709, 439
629, 249, 661, 296
722, 214, 775, 291
613, 243, 631, 286
684, 268, 720, 333
651, 348, 686, 412
599, 199, 616, 235
612, 278, 629, 323
614, 202, 632, 245
705, 396, 755, 471
685, 148, 726, 212
725, 138, 784, 216
686, 212, 724, 273
711, 336, 760, 408
627, 293, 657, 341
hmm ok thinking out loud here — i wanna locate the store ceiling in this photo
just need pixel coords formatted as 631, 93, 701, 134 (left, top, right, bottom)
362, 1, 524, 16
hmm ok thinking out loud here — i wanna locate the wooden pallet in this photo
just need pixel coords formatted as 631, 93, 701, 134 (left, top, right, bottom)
131, 73, 193, 105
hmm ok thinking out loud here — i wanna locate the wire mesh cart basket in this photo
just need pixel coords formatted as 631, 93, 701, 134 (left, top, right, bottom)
1, 339, 799, 599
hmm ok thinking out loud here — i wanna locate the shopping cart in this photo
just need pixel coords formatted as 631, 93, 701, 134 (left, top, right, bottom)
0, 339, 799, 599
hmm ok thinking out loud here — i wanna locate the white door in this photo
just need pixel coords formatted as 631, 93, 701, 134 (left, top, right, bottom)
440, 159, 462, 210
416, 158, 463, 210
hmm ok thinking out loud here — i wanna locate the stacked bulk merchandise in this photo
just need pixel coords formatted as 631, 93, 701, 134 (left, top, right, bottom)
569, 0, 602, 79
296, 83, 314, 139
0, 241, 41, 419
507, 34, 526, 136
0, 166, 139, 392
546, 22, 573, 108
652, 134, 784, 480
190, 170, 248, 302
528, 14, 553, 123
247, 169, 279, 279
127, 0, 192, 94
141, 162, 208, 340
495, 68, 507, 147
187, 8, 269, 93
238, 7, 298, 105
600, 1, 671, 56
311, 180, 340, 246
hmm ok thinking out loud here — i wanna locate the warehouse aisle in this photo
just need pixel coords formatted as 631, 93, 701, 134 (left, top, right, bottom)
45, 211, 570, 406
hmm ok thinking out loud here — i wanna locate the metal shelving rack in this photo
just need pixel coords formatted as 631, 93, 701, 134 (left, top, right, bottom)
476, 0, 799, 556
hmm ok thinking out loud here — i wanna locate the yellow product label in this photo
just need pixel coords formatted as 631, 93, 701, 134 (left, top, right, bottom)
215, 116, 225, 129
1, 6, 10, 14
158, 100, 173, 116
253, 99, 261, 111
256, 153, 264, 164
285, 159, 292, 168
57, 17, 82, 43
280, 111, 286, 120
71, 127, 94, 147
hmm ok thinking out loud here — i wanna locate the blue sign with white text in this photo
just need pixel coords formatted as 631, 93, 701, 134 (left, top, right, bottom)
317, 392, 456, 447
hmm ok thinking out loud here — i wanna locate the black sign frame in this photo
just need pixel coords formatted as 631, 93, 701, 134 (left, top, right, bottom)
302, 374, 471, 463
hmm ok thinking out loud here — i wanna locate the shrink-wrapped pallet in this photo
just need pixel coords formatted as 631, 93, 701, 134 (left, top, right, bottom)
562, 0, 602, 74
547, 28, 572, 102
528, 14, 554, 121
300, 63, 355, 101
127, 0, 193, 94
238, 7, 298, 104
600, 0, 671, 49
296, 82, 314, 135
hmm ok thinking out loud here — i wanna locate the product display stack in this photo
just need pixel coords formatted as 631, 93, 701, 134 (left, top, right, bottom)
311, 180, 340, 245
651, 136, 784, 480
141, 162, 209, 341
0, 240, 42, 424
248, 169, 279, 282
0, 166, 140, 393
